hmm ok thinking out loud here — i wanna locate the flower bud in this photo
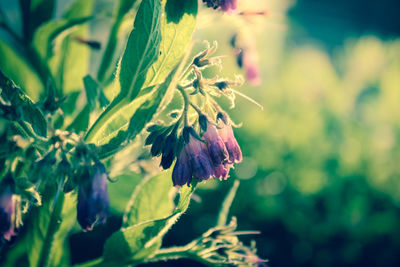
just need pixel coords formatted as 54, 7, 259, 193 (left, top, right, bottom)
172, 149, 192, 186
160, 131, 178, 170
77, 162, 109, 231
0, 173, 17, 240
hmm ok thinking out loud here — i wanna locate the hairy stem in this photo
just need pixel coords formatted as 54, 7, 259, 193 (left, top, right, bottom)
177, 85, 191, 126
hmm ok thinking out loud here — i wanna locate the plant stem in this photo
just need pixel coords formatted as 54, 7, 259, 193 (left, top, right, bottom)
177, 85, 190, 126
37, 191, 66, 267
144, 244, 214, 267
217, 180, 240, 226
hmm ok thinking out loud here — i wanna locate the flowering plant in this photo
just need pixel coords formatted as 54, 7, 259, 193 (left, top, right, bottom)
0, 0, 264, 266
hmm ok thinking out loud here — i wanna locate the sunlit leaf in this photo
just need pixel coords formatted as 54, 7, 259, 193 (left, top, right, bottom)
101, 181, 196, 264
123, 171, 174, 226
0, 40, 44, 100
49, 0, 95, 93
118, 0, 162, 101
144, 0, 198, 86
33, 17, 92, 60
90, 64, 179, 159
96, 0, 139, 83
108, 172, 142, 214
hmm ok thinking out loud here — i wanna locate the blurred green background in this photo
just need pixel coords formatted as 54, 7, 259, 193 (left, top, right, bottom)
163, 0, 400, 266
2, 0, 400, 266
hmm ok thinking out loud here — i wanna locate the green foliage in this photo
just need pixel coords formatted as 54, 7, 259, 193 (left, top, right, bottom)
0, 0, 269, 266
119, 0, 162, 101
86, 0, 197, 160
144, 0, 198, 86
97, 0, 138, 83
0, 70, 47, 137
123, 171, 174, 226
53, 0, 95, 94
102, 178, 195, 265
33, 17, 92, 60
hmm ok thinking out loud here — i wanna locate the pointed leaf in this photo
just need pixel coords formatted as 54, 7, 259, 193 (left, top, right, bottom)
118, 0, 162, 100
144, 0, 198, 86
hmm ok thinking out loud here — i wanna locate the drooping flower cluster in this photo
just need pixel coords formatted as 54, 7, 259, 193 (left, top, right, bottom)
171, 114, 242, 186
0, 174, 18, 241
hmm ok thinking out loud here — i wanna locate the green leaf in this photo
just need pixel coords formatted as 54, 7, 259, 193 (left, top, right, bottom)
85, 0, 197, 158
217, 180, 240, 226
96, 0, 139, 83
101, 180, 196, 265
108, 172, 142, 214
0, 70, 47, 137
32, 17, 92, 60
118, 0, 162, 101
85, 63, 179, 146
123, 171, 174, 226
21, 185, 76, 267
47, 193, 77, 266
93, 63, 180, 159
84, 89, 153, 146
83, 75, 109, 110
144, 0, 198, 86
66, 105, 90, 133
48, 0, 95, 93
0, 40, 45, 100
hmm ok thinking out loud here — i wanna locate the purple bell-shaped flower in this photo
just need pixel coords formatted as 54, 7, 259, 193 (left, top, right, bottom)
77, 162, 110, 231
0, 174, 17, 241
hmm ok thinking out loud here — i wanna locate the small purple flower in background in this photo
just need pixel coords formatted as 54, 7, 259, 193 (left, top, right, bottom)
220, 0, 238, 14
237, 49, 261, 86
0, 174, 17, 241
217, 114, 242, 164
77, 162, 110, 231
202, 0, 238, 14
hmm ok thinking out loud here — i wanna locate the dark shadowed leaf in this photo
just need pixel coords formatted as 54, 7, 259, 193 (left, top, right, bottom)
0, 70, 47, 137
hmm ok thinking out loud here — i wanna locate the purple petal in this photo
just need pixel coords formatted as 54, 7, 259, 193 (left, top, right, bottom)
172, 150, 192, 186
218, 125, 242, 163
203, 122, 228, 166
